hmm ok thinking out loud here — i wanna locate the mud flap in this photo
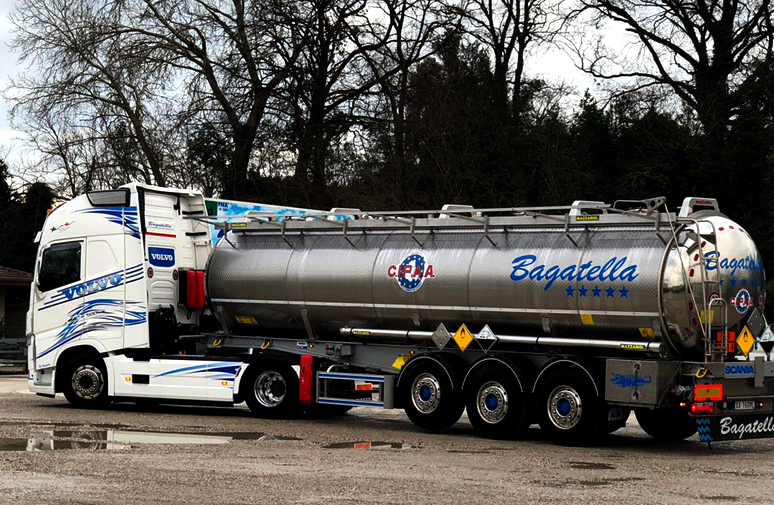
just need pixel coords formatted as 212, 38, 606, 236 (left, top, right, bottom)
696, 413, 774, 442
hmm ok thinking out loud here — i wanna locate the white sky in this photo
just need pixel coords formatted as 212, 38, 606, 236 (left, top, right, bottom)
0, 0, 23, 166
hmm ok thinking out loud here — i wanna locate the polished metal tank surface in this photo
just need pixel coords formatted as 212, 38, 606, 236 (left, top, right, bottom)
205, 210, 765, 361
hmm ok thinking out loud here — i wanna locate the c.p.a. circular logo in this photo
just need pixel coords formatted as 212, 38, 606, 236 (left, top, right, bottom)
387, 252, 435, 292
730, 288, 753, 315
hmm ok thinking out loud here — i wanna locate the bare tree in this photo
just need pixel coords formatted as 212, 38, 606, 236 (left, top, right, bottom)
570, 0, 774, 141
13, 108, 163, 198
122, 0, 308, 199
359, 0, 447, 206
9, 0, 172, 187
270, 0, 404, 205
454, 0, 561, 122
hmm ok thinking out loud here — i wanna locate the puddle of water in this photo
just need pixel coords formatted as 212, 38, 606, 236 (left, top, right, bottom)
538, 477, 644, 488
221, 432, 301, 442
568, 461, 616, 470
0, 438, 29, 452
323, 441, 414, 450
703, 469, 760, 479
0, 420, 131, 429
0, 425, 300, 452
575, 477, 644, 487
701, 495, 739, 502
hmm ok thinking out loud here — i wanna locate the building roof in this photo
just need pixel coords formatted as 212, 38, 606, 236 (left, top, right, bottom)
0, 266, 33, 286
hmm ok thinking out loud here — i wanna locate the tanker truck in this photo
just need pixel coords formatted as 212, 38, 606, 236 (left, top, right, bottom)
26, 183, 774, 445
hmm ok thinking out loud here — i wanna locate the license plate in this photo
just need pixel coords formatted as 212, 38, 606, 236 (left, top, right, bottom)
735, 401, 756, 410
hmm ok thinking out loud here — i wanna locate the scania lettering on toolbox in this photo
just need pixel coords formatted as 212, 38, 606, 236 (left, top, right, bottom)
725, 364, 754, 376
26, 189, 774, 446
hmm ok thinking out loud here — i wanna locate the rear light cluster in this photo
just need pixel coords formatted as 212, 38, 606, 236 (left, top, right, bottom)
691, 402, 714, 414
690, 384, 724, 415
178, 269, 206, 310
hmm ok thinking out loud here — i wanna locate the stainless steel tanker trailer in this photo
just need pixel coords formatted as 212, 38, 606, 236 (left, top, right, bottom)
27, 185, 774, 445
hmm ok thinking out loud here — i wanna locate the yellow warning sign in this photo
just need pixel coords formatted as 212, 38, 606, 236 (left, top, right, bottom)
699, 310, 715, 324
737, 326, 756, 357
638, 327, 655, 338
453, 324, 474, 352
580, 313, 594, 325
392, 354, 412, 370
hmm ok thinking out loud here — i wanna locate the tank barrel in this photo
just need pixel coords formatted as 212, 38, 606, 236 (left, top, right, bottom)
207, 199, 765, 361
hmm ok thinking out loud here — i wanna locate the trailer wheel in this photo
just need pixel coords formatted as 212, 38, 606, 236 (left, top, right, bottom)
61, 354, 110, 408
400, 360, 464, 431
465, 366, 529, 439
244, 362, 300, 418
634, 408, 697, 441
536, 369, 603, 445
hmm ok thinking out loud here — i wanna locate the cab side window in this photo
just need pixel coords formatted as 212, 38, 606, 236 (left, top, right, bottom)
39, 242, 82, 292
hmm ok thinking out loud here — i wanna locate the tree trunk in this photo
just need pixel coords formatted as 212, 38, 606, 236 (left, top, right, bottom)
223, 126, 254, 200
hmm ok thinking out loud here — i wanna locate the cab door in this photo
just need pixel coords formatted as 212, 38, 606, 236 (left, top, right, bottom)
32, 240, 86, 369
32, 234, 130, 369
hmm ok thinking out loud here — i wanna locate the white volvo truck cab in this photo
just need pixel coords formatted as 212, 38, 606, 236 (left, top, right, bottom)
27, 184, 309, 405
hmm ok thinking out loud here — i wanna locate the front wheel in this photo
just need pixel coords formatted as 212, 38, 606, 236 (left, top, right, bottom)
635, 408, 697, 441
400, 359, 464, 431
244, 362, 300, 418
61, 354, 110, 408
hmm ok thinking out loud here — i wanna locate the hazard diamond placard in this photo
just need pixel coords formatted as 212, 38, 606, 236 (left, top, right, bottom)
453, 324, 474, 352
737, 326, 756, 357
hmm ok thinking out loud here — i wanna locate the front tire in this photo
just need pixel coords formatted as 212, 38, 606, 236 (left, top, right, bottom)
635, 408, 697, 441
244, 362, 300, 418
536, 369, 604, 445
400, 359, 464, 430
465, 366, 529, 439
61, 354, 110, 408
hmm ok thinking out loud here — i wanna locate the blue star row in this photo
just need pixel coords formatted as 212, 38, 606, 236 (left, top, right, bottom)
565, 285, 630, 298
719, 278, 757, 287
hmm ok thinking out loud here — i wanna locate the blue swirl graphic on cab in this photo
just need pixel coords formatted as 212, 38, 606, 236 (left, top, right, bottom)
509, 254, 639, 290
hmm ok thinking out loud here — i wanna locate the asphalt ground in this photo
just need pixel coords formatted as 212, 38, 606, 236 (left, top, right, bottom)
1, 375, 773, 505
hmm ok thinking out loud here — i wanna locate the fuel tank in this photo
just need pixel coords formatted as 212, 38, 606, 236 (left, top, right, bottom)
205, 208, 765, 360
